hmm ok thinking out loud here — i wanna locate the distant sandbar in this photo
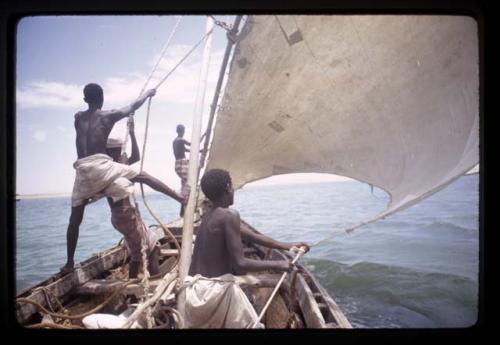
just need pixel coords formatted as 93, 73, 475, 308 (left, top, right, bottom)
17, 193, 71, 200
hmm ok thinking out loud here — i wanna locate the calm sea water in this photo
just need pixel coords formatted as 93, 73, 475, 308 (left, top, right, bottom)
15, 175, 479, 328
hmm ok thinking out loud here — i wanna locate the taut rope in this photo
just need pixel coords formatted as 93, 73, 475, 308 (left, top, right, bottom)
121, 16, 183, 156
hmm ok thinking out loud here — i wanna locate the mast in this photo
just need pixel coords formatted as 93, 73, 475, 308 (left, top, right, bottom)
199, 15, 243, 170
177, 16, 214, 321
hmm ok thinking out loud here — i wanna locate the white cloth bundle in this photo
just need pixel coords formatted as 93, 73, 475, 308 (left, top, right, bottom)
181, 274, 264, 329
71, 153, 139, 207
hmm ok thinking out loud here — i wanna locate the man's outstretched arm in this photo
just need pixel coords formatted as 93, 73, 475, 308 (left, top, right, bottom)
240, 222, 310, 253
224, 209, 292, 273
106, 89, 157, 124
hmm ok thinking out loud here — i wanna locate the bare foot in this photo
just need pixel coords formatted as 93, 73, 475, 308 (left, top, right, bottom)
60, 263, 74, 275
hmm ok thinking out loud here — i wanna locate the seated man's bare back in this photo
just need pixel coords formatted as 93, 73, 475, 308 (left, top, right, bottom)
189, 169, 310, 278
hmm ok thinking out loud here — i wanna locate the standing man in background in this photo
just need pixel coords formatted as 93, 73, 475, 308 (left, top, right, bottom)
173, 124, 205, 216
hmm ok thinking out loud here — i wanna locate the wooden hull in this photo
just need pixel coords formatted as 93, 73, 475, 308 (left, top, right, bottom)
16, 218, 351, 329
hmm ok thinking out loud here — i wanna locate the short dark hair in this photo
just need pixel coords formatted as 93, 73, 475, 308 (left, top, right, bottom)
83, 83, 103, 103
176, 124, 185, 134
201, 169, 232, 201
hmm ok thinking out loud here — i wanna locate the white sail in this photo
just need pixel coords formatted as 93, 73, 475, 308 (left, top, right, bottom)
207, 15, 479, 220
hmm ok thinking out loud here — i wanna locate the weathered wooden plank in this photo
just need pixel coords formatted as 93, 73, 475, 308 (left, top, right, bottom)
233, 274, 282, 288
16, 246, 126, 324
252, 287, 290, 328
158, 256, 177, 275
75, 278, 126, 295
17, 216, 352, 329
244, 219, 352, 329
305, 270, 353, 328
319, 292, 352, 328
293, 273, 326, 328
317, 302, 328, 310
122, 280, 163, 297
159, 249, 179, 257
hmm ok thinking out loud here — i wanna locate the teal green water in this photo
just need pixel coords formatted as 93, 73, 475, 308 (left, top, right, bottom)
16, 175, 479, 328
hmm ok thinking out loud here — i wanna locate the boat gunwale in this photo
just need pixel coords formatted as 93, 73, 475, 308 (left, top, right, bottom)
16, 218, 351, 328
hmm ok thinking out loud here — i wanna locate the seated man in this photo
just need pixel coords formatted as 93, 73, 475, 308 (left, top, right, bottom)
183, 168, 310, 328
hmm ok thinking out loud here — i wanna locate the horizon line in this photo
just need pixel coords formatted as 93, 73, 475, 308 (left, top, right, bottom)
17, 178, 355, 199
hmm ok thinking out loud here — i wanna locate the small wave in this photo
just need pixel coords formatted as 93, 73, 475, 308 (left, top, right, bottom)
420, 221, 478, 236
307, 259, 476, 291
303, 258, 478, 328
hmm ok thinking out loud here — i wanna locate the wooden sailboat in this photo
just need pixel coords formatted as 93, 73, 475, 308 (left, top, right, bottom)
15, 15, 353, 329
16, 219, 351, 328
15, 13, 478, 329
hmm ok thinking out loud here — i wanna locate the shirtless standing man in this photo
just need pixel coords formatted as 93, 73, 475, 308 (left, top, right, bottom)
173, 124, 190, 216
61, 83, 186, 274
172, 124, 205, 216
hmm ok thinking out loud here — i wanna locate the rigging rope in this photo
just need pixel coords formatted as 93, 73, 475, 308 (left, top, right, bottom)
20, 18, 227, 329
140, 236, 154, 328
310, 219, 374, 248
121, 16, 183, 156
134, 23, 216, 259
153, 29, 214, 90
140, 16, 183, 97
116, 20, 215, 281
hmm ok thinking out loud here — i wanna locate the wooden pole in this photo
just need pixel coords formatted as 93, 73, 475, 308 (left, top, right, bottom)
177, 16, 214, 322
252, 247, 306, 328
199, 15, 243, 170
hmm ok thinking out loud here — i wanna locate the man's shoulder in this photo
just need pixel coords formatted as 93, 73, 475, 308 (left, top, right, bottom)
215, 207, 240, 221
74, 111, 85, 119
99, 109, 122, 117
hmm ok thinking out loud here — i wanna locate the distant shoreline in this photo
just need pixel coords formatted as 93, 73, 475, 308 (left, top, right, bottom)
17, 193, 71, 200
16, 180, 352, 200
16, 190, 169, 200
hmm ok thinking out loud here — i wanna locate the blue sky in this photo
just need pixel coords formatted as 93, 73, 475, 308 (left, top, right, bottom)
16, 15, 225, 195
16, 15, 348, 195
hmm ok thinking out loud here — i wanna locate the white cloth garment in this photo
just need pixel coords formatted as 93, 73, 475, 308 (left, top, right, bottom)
71, 153, 139, 207
181, 274, 264, 329
82, 308, 140, 329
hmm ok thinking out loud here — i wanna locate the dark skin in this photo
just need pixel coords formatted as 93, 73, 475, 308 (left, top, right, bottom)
62, 88, 186, 274
173, 127, 206, 216
172, 127, 206, 160
104, 120, 162, 278
172, 128, 190, 160
75, 89, 155, 159
189, 182, 310, 278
